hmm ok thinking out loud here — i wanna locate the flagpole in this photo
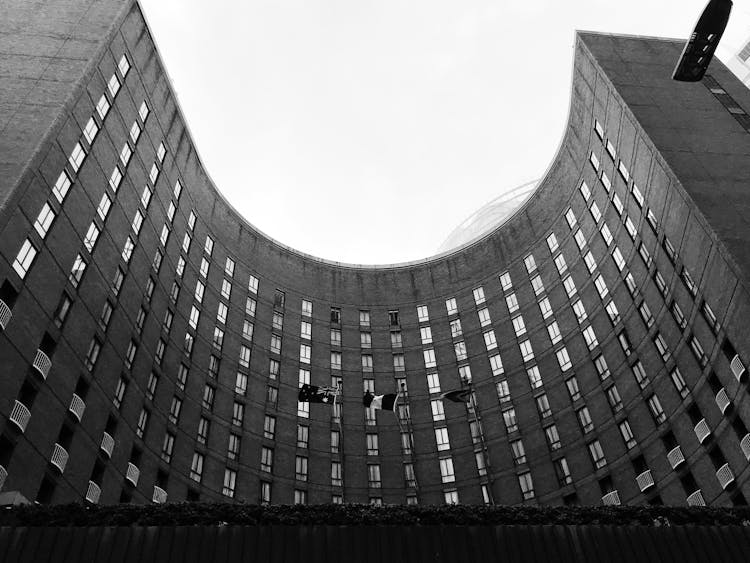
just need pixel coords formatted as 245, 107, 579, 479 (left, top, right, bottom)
467, 380, 495, 505
396, 382, 420, 500
333, 385, 345, 502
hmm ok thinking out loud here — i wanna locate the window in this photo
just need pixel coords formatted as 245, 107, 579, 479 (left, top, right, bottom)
266, 385, 278, 407
159, 224, 169, 246
140, 186, 152, 209
331, 462, 342, 487
489, 354, 504, 376
681, 267, 698, 297
97, 194, 111, 221
84, 338, 101, 371
450, 318, 463, 338
606, 385, 623, 412
625, 216, 637, 239
270, 334, 281, 355
473, 286, 486, 305
654, 333, 670, 361
54, 293, 73, 327
331, 431, 340, 453
295, 456, 308, 481
556, 347, 572, 371
565, 208, 577, 229
647, 394, 666, 424
176, 364, 188, 390
546, 233, 559, 253
618, 330, 632, 355
418, 326, 433, 345
222, 468, 237, 498
638, 241, 651, 266
562, 275, 577, 298
213, 327, 225, 350
483, 330, 498, 351
430, 399, 445, 422
221, 279, 232, 300
519, 472, 535, 500
96, 94, 110, 119
577, 406, 594, 433
300, 320, 312, 340
565, 376, 581, 401
519, 339, 534, 362
227, 433, 241, 460
427, 372, 441, 394
331, 351, 342, 370
330, 328, 341, 347
202, 385, 215, 410
612, 247, 626, 271
555, 254, 568, 275
232, 402, 244, 427
69, 142, 86, 172
632, 360, 648, 389
204, 236, 214, 256
588, 440, 606, 469
589, 201, 601, 223
506, 293, 519, 313
701, 301, 720, 334
246, 296, 257, 317
605, 300, 620, 324
368, 464, 382, 488
594, 275, 608, 299
417, 305, 429, 322
582, 326, 599, 350
235, 371, 248, 395
360, 332, 372, 348
13, 239, 37, 279
359, 310, 370, 327
536, 394, 552, 418
503, 408, 518, 433
496, 379, 511, 403
69, 254, 87, 287
499, 271, 513, 290
654, 270, 668, 297
445, 298, 458, 316
367, 433, 380, 455
119, 143, 131, 166
579, 181, 591, 201
531, 275, 545, 296
439, 458, 455, 483
389, 310, 400, 326
524, 254, 537, 274
477, 308, 491, 327
261, 447, 273, 472
51, 171, 73, 203
161, 432, 175, 463
574, 229, 586, 250
151, 165, 160, 186
545, 424, 561, 450
511, 439, 526, 465
527, 365, 542, 389
555, 457, 573, 486
512, 315, 527, 337
670, 367, 689, 398
129, 122, 141, 143
196, 416, 210, 444
260, 482, 271, 504
584, 251, 597, 273
671, 300, 687, 329
32, 204, 55, 239
108, 167, 122, 192
190, 453, 204, 482
538, 297, 552, 319
690, 335, 708, 367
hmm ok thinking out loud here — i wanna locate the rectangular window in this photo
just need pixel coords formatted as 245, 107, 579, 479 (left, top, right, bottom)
473, 286, 486, 305
545, 424, 561, 450
489, 354, 504, 376
588, 440, 606, 469
96, 94, 110, 119
53, 171, 72, 202
13, 239, 37, 279
69, 254, 87, 287
190, 452, 204, 482
503, 408, 518, 433
69, 142, 86, 172
445, 298, 458, 316
417, 305, 429, 322
477, 308, 491, 327
527, 365, 542, 389
228, 433, 241, 460
483, 330, 498, 351
83, 222, 100, 252
439, 458, 455, 484
506, 293, 519, 313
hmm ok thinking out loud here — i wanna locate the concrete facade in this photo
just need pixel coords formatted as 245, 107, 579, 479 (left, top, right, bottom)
1, 0, 750, 507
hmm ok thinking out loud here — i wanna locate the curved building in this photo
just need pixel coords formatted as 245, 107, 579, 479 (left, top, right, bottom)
2, 0, 750, 508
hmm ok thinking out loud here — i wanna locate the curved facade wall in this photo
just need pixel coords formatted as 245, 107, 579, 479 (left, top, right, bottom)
2, 0, 750, 507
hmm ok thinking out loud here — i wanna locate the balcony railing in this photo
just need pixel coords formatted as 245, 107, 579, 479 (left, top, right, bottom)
0, 299, 11, 330
741, 433, 750, 461
715, 388, 731, 415
50, 443, 69, 473
0, 464, 7, 491
9, 400, 31, 433
636, 469, 654, 492
730, 355, 747, 382
694, 418, 711, 443
152, 485, 168, 504
32, 349, 51, 379
667, 446, 685, 469
85, 481, 101, 504
69, 393, 85, 422
687, 490, 706, 507
126, 462, 140, 486
716, 463, 735, 489
100, 432, 114, 458
601, 491, 621, 506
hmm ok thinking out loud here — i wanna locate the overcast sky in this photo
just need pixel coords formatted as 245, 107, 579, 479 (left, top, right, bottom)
138, 0, 750, 265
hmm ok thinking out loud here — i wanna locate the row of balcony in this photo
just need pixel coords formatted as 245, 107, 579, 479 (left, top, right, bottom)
0, 299, 11, 330
85, 479, 168, 505
8, 394, 86, 434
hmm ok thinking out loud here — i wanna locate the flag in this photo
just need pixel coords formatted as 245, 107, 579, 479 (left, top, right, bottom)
440, 388, 471, 403
298, 384, 338, 404
362, 390, 398, 411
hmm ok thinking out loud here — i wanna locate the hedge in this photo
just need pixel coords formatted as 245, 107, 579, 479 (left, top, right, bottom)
2, 503, 750, 527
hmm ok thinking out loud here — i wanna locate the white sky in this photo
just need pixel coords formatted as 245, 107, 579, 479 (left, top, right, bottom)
139, 0, 750, 265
